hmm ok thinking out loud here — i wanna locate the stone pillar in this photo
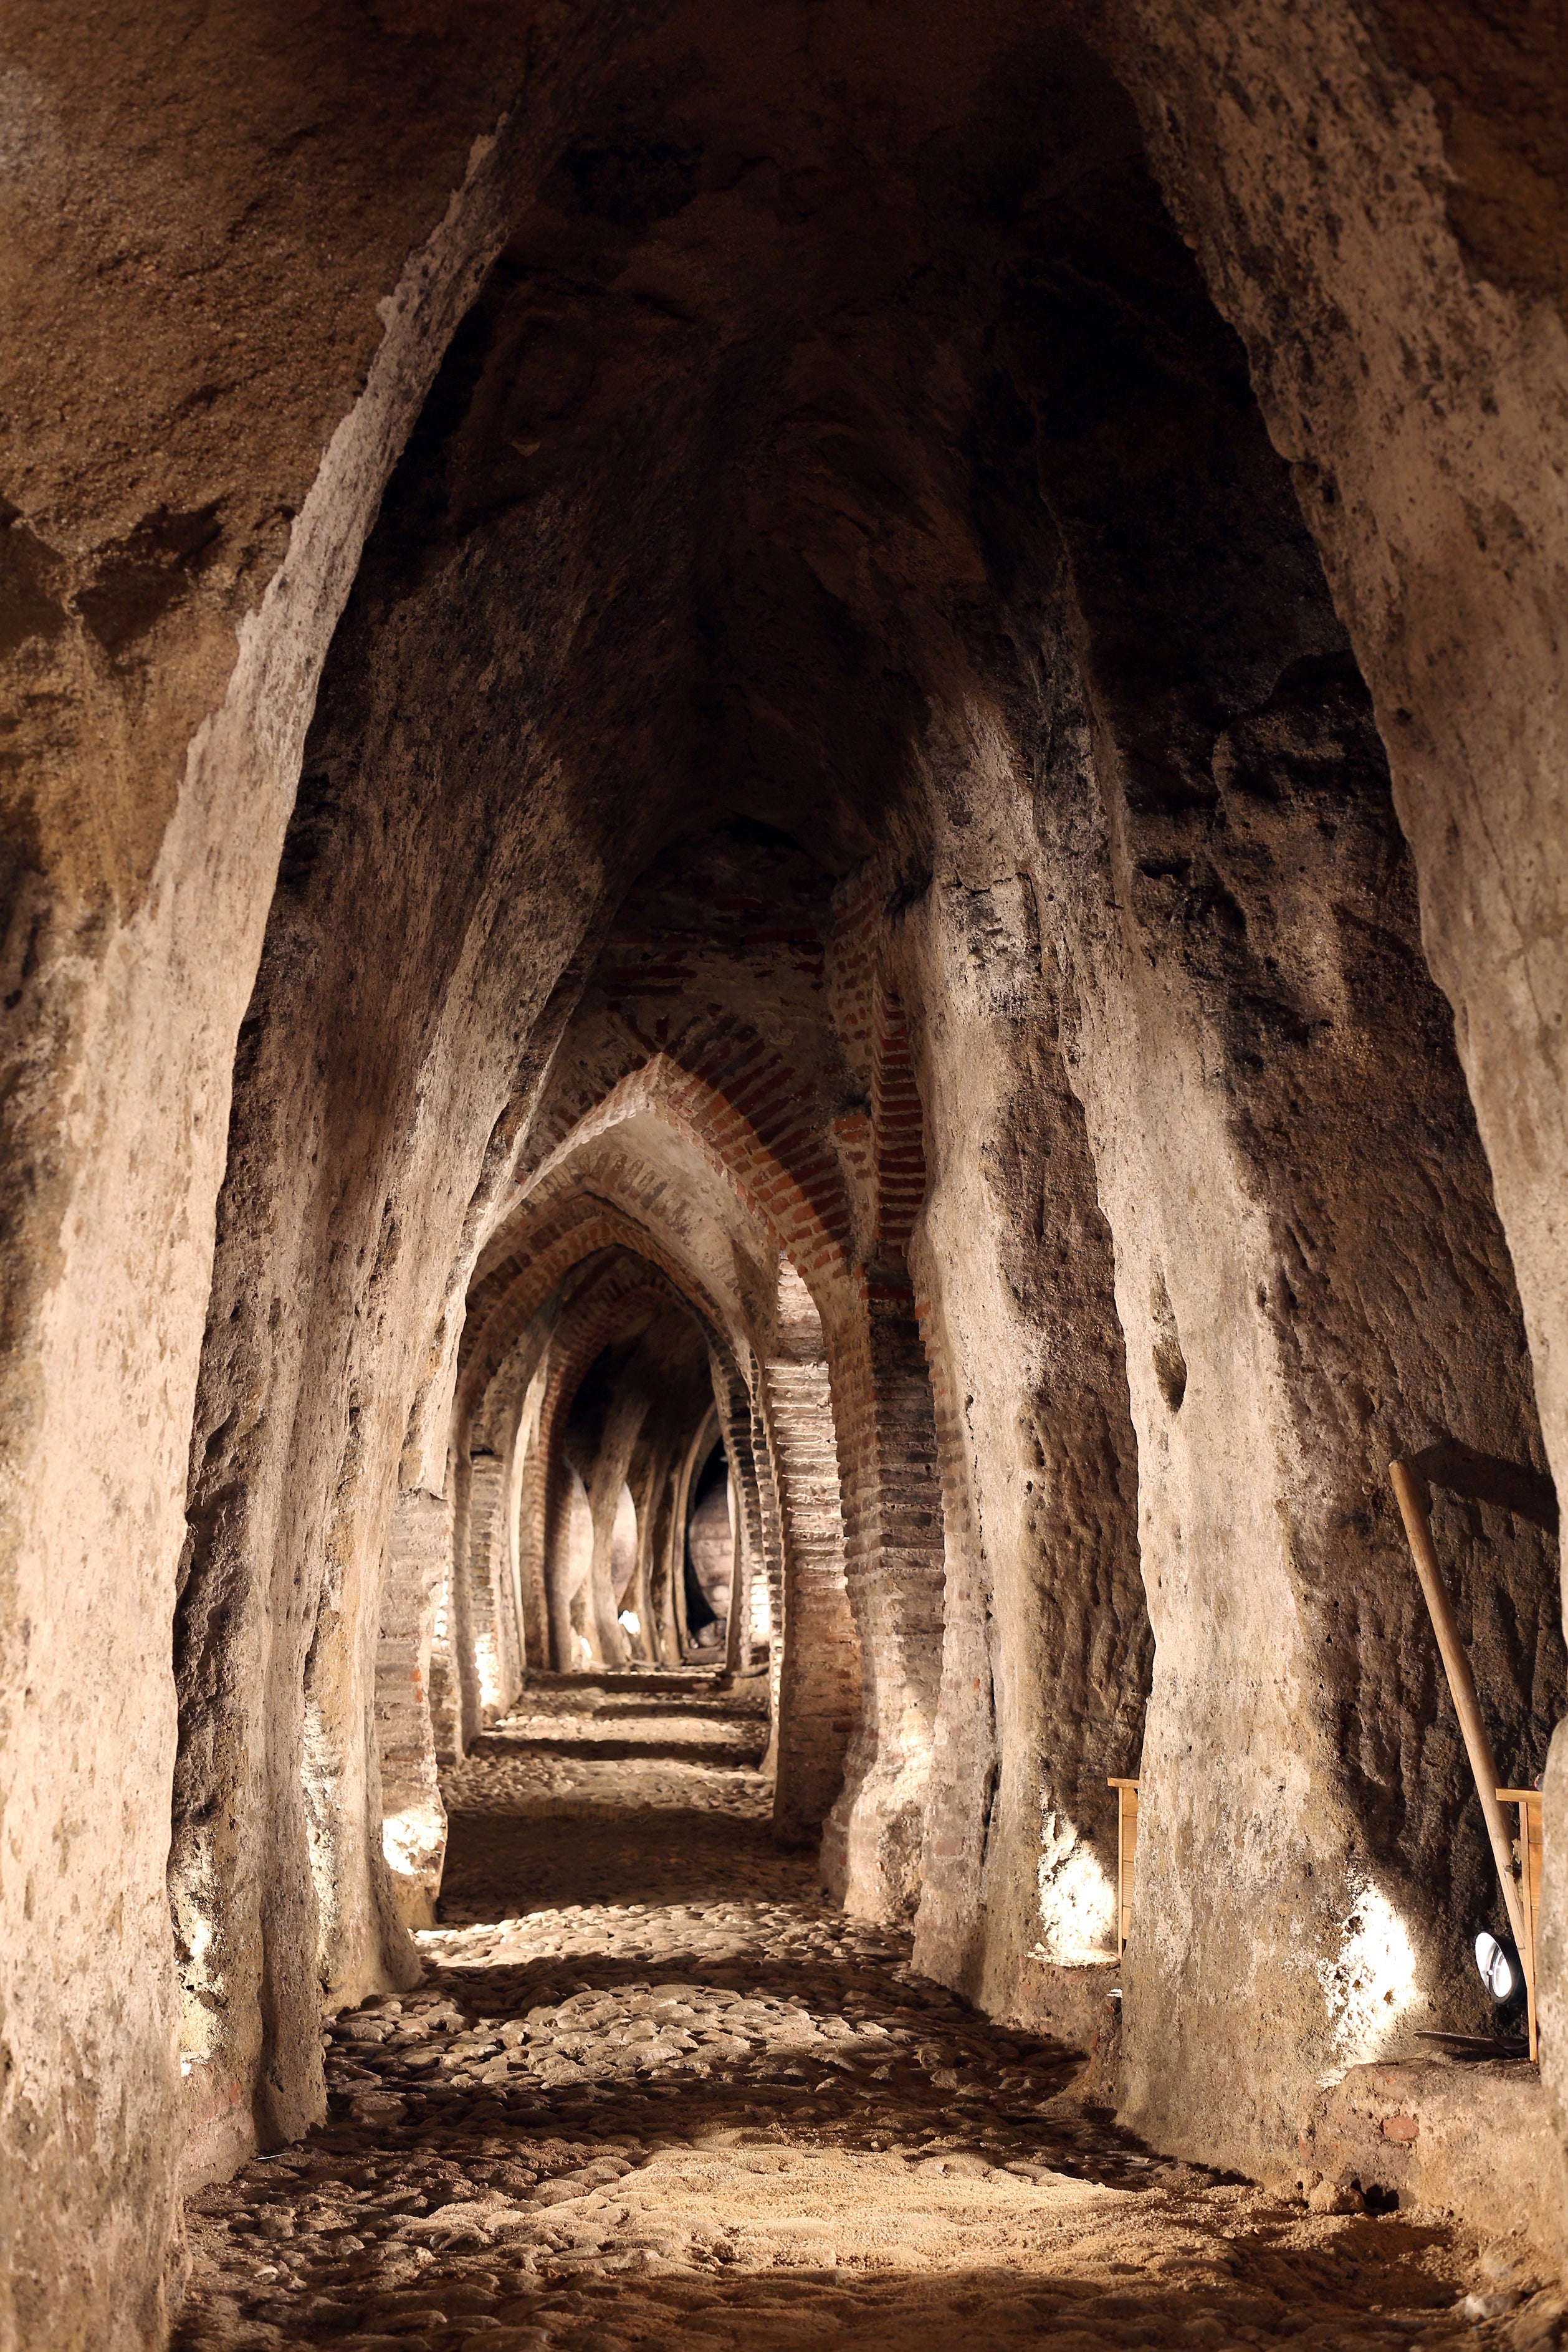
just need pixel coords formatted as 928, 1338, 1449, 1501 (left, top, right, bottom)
1045, 651, 1561, 2179
904, 863, 1147, 2045
762, 1266, 861, 1850
825, 1261, 946, 1919
375, 1488, 452, 1929
466, 1450, 523, 1723
544, 1453, 590, 1671
710, 1349, 767, 1675
512, 1343, 566, 1674
583, 1385, 651, 1666
816, 974, 949, 1921
627, 1442, 669, 1663
667, 1417, 711, 1662
641, 1444, 679, 1666
507, 1383, 552, 1676
751, 1394, 785, 1709
449, 1450, 483, 1747
724, 1470, 747, 1673
427, 1537, 463, 1770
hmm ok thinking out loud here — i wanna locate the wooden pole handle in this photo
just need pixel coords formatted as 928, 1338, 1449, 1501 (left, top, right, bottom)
1390, 1459, 1527, 1955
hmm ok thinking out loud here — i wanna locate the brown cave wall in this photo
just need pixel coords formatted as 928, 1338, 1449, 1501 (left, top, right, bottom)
2, 112, 518, 2352
1079, 0, 1568, 1502
1005, 179, 1562, 2163
172, 4, 1567, 2193
1067, 0, 1568, 2159
166, 402, 650, 2175
6, 4, 1568, 2335
0, 14, 633, 2332
894, 835, 1150, 2047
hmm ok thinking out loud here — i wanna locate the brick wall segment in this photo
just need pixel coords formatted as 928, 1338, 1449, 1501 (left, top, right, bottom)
373, 1487, 453, 1931
448, 1024, 944, 1912
757, 1261, 861, 1848
708, 1347, 768, 1674
464, 1451, 523, 1723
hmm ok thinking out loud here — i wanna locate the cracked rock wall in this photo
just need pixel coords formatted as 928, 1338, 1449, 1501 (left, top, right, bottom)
0, 12, 598, 2331
4, 3, 1568, 2337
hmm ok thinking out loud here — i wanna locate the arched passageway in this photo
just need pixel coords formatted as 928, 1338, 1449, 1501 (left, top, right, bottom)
684, 1445, 734, 1655
173, 1696, 1524, 2352
3, 2, 1567, 2345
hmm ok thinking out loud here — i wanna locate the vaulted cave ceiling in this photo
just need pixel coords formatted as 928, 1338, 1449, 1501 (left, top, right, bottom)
291, 0, 1333, 918
172, 0, 1561, 2105
267, 0, 1374, 1460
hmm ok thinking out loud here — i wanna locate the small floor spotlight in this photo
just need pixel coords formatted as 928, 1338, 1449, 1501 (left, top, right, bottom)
1474, 1930, 1518, 2002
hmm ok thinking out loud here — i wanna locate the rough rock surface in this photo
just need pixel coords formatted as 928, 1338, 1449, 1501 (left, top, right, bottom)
173, 1690, 1519, 2352
4, 2, 1567, 2341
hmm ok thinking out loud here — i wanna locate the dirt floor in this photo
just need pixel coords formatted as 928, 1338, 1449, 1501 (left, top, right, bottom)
174, 1676, 1553, 2351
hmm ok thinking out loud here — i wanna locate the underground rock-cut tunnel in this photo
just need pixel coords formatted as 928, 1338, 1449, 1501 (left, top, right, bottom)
3, 1, 1568, 2345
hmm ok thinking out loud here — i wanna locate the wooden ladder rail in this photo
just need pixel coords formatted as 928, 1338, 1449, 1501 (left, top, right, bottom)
1108, 1777, 1139, 1961
1389, 1459, 1530, 2016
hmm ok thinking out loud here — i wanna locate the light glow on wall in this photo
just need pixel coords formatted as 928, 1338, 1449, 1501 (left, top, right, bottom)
1315, 1881, 1418, 2062
1032, 1800, 1119, 1965
381, 1804, 444, 1880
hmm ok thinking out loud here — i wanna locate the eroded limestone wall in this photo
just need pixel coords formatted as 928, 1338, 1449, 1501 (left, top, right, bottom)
0, 12, 646, 2324
1085, 0, 1568, 1491
898, 831, 1149, 2047
1040, 553, 1561, 2177
375, 1488, 452, 1933
2, 116, 530, 2347
7, 6, 1568, 2326
166, 434, 636, 2184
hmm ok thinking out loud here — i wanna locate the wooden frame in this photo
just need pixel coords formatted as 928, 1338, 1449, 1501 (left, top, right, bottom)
1496, 1786, 1543, 2060
1391, 1451, 1554, 2065
1108, 1777, 1139, 1960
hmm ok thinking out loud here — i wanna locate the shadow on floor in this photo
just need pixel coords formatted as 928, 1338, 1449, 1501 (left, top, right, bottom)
439, 1806, 807, 1919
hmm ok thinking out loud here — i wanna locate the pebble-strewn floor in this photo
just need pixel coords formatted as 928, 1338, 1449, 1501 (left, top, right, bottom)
176, 1678, 1553, 2352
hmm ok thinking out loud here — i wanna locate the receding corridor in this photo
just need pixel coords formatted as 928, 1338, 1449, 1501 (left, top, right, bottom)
7, 7, 1568, 2345
173, 1680, 1527, 2352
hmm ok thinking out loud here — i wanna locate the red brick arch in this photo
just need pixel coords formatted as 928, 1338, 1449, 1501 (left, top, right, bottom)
459, 1193, 741, 1441
518, 1050, 858, 1326
452, 1034, 944, 1910
524, 1017, 861, 1256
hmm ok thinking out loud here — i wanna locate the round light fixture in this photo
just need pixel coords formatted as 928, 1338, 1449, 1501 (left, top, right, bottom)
1474, 1930, 1517, 2002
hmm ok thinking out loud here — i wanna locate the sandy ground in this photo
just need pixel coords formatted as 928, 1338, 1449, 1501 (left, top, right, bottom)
173, 1681, 1554, 2352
